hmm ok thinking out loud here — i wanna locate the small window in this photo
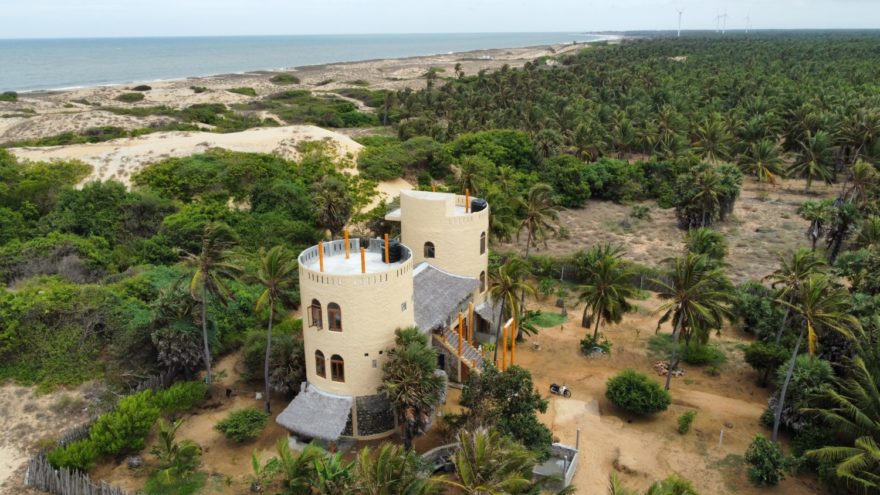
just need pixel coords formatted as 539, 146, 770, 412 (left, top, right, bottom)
328, 303, 342, 331
401, 302, 407, 312
480, 271, 486, 292
480, 232, 486, 255
315, 350, 326, 378
309, 299, 322, 329
424, 242, 435, 258
331, 355, 345, 382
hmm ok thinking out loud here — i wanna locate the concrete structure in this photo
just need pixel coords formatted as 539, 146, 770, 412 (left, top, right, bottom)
277, 191, 494, 443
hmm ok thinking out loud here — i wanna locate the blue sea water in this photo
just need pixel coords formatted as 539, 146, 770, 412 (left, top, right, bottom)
0, 32, 605, 92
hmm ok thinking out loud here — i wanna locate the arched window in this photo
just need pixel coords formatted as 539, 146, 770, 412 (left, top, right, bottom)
424, 242, 435, 258
309, 299, 322, 329
480, 271, 486, 292
480, 232, 487, 255
330, 355, 345, 382
315, 350, 326, 378
328, 303, 342, 331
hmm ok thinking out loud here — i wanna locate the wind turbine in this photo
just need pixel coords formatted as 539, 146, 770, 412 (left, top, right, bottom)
721, 11, 728, 35
676, 8, 684, 38
746, 15, 751, 34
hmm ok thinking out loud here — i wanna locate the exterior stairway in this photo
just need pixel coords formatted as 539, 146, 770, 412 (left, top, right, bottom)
439, 327, 484, 370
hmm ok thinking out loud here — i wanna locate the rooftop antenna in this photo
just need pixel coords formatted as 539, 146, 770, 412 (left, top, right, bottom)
676, 8, 684, 38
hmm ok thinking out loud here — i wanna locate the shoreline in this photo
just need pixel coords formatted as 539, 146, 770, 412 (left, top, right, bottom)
10, 34, 621, 95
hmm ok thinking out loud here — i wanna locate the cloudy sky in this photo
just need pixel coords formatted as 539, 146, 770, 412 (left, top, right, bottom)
0, 0, 877, 39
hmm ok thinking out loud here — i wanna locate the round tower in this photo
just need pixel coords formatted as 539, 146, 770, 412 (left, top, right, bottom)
297, 237, 414, 439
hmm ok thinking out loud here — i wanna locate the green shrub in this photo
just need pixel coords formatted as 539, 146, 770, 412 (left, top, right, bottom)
89, 390, 161, 455
190, 86, 207, 94
214, 408, 269, 442
630, 205, 652, 220
345, 79, 370, 87
143, 471, 206, 495
744, 341, 788, 387
116, 92, 145, 103
154, 382, 208, 413
605, 369, 671, 415
745, 434, 786, 486
227, 87, 257, 97
681, 343, 726, 366
0, 91, 18, 102
580, 333, 612, 355
270, 73, 300, 85
677, 410, 697, 434
131, 85, 152, 91
47, 439, 99, 471
314, 78, 334, 86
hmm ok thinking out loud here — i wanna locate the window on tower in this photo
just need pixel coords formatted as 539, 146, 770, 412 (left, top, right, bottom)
328, 303, 342, 331
330, 355, 345, 382
424, 241, 435, 258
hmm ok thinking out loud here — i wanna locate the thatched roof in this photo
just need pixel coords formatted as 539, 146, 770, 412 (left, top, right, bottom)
475, 299, 502, 327
413, 263, 478, 332
275, 386, 352, 442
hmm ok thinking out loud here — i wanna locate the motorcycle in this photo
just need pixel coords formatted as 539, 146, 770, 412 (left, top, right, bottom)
549, 383, 572, 398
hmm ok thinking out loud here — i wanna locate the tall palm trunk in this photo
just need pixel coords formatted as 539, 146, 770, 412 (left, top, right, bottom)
518, 230, 533, 325
492, 299, 507, 364
592, 312, 602, 340
664, 308, 684, 391
201, 285, 212, 385
773, 292, 795, 345
772, 325, 805, 442
264, 302, 274, 414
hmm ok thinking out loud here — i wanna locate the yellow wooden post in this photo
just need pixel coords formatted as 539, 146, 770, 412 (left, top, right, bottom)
468, 302, 475, 345
465, 188, 470, 213
501, 323, 507, 371
360, 247, 366, 274
511, 318, 517, 366
344, 229, 350, 259
384, 233, 390, 265
318, 240, 324, 273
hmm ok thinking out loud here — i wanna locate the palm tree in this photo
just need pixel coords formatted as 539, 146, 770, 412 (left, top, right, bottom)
517, 183, 558, 316
764, 248, 826, 344
843, 160, 879, 207
356, 443, 439, 495
311, 177, 353, 237
488, 258, 533, 359
771, 274, 860, 441
151, 419, 201, 484
312, 452, 355, 494
180, 222, 241, 385
789, 130, 835, 190
826, 200, 859, 264
577, 244, 637, 339
608, 473, 698, 495
439, 428, 534, 495
739, 139, 785, 185
806, 328, 880, 493
275, 438, 323, 494
684, 227, 728, 263
252, 245, 298, 413
797, 200, 834, 252
380, 328, 445, 450
693, 114, 732, 165
854, 216, 880, 250
653, 254, 735, 390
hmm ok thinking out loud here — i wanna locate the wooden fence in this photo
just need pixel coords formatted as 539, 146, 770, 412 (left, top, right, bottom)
24, 371, 172, 495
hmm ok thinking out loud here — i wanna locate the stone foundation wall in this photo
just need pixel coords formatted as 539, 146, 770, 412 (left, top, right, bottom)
355, 393, 395, 437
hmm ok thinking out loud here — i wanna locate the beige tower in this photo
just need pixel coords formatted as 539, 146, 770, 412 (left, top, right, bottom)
388, 190, 490, 302
281, 238, 414, 441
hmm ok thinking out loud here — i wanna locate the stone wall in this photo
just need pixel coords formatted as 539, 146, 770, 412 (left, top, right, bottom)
355, 393, 395, 436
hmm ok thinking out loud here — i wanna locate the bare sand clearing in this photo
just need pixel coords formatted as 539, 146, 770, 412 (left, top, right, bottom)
518, 295, 823, 495
501, 178, 838, 284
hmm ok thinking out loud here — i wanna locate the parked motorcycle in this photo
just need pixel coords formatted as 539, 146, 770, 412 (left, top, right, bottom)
549, 383, 572, 398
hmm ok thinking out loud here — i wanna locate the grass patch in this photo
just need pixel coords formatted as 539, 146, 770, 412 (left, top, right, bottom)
227, 87, 257, 97
143, 471, 206, 495
314, 78, 335, 86
115, 93, 145, 103
0, 91, 19, 102
190, 86, 208, 94
647, 334, 726, 366
336, 87, 391, 108
244, 90, 378, 128
270, 73, 300, 85
131, 85, 152, 92
526, 311, 567, 328
345, 79, 370, 87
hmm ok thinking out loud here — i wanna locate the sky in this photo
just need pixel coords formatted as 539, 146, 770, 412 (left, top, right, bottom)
0, 0, 878, 39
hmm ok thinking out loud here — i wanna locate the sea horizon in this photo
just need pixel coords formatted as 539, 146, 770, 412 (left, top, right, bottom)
0, 32, 612, 93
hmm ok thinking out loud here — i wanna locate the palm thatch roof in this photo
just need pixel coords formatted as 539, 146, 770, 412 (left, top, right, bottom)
275, 386, 352, 442
475, 299, 502, 327
413, 263, 478, 332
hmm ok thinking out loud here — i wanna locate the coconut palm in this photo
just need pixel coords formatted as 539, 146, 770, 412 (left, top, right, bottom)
771, 274, 861, 441
439, 428, 534, 495
797, 200, 834, 252
488, 258, 534, 359
180, 222, 241, 385
789, 130, 835, 190
356, 443, 439, 495
517, 183, 559, 316
844, 160, 879, 207
764, 248, 826, 344
252, 245, 298, 413
739, 139, 785, 185
380, 327, 445, 450
806, 328, 880, 493
311, 176, 353, 237
577, 244, 637, 339
684, 227, 728, 263
854, 216, 880, 250
653, 254, 735, 390
151, 419, 201, 484
275, 438, 323, 494
693, 114, 733, 165
826, 200, 860, 264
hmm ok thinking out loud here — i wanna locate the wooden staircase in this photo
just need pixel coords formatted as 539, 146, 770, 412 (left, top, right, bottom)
436, 327, 484, 372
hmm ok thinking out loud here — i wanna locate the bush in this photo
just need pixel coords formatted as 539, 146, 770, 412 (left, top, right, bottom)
0, 91, 18, 102
580, 333, 613, 355
681, 343, 726, 366
131, 85, 152, 91
190, 86, 207, 94
605, 369, 671, 416
47, 439, 99, 471
270, 73, 300, 85
89, 390, 161, 455
214, 408, 269, 442
630, 205, 652, 220
116, 92, 145, 103
677, 410, 697, 434
227, 87, 257, 97
745, 434, 786, 486
154, 382, 208, 413
744, 341, 788, 387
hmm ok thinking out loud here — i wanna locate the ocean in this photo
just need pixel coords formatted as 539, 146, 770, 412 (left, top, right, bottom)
0, 32, 606, 92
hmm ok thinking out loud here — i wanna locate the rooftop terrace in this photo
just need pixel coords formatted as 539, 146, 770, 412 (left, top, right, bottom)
385, 190, 487, 221
298, 238, 411, 276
